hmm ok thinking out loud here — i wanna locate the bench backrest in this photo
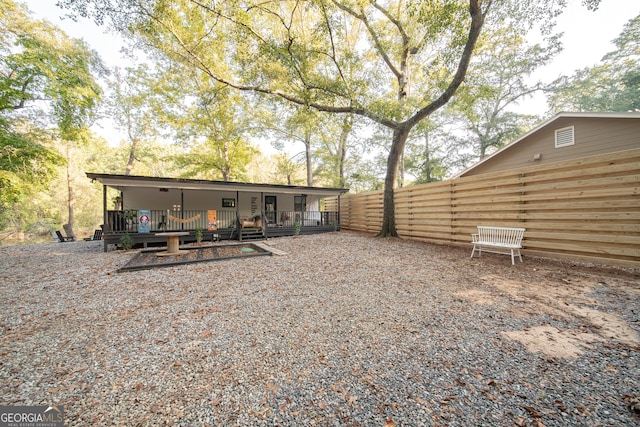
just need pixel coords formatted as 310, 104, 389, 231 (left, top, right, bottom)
477, 226, 525, 245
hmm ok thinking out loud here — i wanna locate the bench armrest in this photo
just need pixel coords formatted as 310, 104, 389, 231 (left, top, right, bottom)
471, 233, 479, 243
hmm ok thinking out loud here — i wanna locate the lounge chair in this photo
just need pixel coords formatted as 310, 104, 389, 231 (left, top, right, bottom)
54, 230, 71, 242
83, 229, 103, 241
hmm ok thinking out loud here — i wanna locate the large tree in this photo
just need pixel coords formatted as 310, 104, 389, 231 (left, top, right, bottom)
170, 73, 258, 182
61, 0, 580, 236
445, 26, 560, 161
108, 65, 163, 175
1, 0, 103, 235
548, 14, 639, 112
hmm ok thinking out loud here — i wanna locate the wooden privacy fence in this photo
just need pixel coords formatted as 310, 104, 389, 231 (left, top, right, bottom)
330, 148, 640, 268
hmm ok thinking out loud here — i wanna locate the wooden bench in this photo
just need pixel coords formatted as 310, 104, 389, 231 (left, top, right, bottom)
471, 226, 525, 265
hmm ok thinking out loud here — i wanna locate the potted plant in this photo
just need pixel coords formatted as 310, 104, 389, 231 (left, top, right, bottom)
194, 227, 203, 245
114, 196, 122, 210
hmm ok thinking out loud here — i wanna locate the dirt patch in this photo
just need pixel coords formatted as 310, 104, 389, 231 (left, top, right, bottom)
565, 304, 639, 347
502, 325, 603, 359
457, 270, 640, 359
455, 289, 496, 305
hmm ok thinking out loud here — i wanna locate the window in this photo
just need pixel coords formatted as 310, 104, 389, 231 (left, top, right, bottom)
222, 198, 235, 208
555, 126, 575, 148
294, 195, 306, 211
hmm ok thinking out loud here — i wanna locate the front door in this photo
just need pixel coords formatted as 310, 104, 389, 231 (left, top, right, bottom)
265, 196, 277, 224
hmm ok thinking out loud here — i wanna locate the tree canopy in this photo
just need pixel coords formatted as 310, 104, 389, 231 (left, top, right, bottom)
548, 14, 639, 112
1, 0, 103, 227
2, 0, 618, 243
56, 0, 488, 236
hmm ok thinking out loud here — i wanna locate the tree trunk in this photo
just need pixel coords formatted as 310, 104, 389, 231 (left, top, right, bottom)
399, 150, 405, 188
338, 113, 352, 188
424, 129, 431, 182
219, 140, 230, 182
377, 126, 411, 237
66, 140, 75, 238
125, 137, 137, 176
304, 129, 313, 186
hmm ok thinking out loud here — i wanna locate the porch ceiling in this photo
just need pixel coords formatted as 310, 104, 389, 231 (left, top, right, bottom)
86, 173, 348, 197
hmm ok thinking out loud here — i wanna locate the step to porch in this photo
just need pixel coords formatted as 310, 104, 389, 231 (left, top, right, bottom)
240, 230, 265, 241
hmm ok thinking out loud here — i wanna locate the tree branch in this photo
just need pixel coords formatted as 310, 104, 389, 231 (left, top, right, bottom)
406, 0, 488, 128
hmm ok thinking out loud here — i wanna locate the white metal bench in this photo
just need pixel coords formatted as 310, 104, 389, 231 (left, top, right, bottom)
471, 226, 525, 265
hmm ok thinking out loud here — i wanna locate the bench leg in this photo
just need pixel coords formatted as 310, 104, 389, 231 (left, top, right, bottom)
510, 249, 523, 265
471, 244, 481, 258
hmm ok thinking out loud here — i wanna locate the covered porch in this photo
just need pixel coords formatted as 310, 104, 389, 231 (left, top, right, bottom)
86, 173, 347, 252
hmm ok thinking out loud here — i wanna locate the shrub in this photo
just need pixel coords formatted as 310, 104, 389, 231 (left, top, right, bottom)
120, 233, 134, 251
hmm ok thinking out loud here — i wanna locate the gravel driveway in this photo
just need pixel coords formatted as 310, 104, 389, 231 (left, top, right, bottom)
1, 231, 638, 426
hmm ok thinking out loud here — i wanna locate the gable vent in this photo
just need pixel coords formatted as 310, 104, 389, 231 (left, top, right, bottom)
555, 126, 575, 148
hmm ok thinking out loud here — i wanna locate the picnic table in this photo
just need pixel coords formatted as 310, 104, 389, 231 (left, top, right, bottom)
155, 232, 189, 256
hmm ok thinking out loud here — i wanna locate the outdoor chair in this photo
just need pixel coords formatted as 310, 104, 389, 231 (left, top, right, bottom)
83, 229, 103, 241
54, 230, 71, 242
158, 215, 166, 230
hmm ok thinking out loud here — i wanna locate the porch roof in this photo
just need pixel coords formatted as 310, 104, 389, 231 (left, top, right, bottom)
86, 173, 348, 197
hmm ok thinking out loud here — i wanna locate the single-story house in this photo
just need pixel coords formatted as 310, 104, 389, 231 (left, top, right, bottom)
456, 112, 640, 177
86, 173, 348, 251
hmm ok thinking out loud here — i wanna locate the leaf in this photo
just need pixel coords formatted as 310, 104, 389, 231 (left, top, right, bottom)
523, 405, 543, 418
347, 395, 358, 407
439, 396, 456, 405
384, 419, 396, 427
212, 394, 222, 407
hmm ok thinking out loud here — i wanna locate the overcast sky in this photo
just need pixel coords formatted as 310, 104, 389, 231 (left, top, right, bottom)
22, 0, 640, 146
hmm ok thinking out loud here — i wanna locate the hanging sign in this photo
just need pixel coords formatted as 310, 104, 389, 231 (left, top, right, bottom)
138, 209, 151, 233
208, 210, 217, 230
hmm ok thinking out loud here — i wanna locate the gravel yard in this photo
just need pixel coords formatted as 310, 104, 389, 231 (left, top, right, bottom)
1, 231, 638, 426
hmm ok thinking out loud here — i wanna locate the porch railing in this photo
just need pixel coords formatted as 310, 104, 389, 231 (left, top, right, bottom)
265, 211, 339, 228
106, 209, 238, 233
106, 209, 339, 233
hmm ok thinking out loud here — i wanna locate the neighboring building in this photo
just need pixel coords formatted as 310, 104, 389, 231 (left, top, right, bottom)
456, 112, 640, 177
86, 173, 347, 251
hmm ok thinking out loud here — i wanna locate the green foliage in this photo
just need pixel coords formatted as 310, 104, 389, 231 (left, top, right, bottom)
194, 227, 203, 243
1, 0, 104, 134
440, 25, 558, 165
156, 69, 259, 182
548, 14, 639, 112
54, 0, 591, 237
0, 120, 63, 207
119, 233, 134, 251
293, 220, 301, 236
0, 0, 104, 239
